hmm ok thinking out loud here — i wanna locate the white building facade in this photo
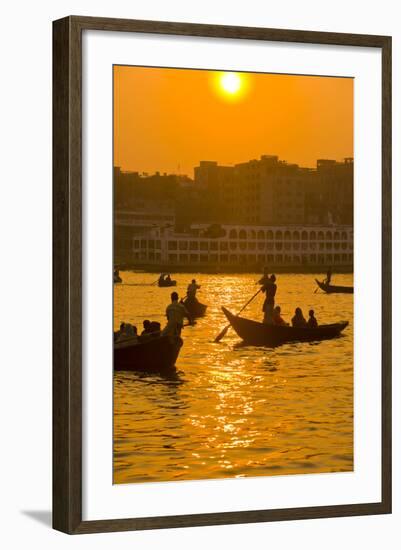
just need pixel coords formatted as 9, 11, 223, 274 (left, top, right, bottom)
130, 224, 353, 269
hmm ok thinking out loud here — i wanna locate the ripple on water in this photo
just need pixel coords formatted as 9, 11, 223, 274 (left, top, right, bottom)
114, 272, 353, 484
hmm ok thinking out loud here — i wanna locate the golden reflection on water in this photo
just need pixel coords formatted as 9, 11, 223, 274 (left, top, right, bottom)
114, 272, 353, 484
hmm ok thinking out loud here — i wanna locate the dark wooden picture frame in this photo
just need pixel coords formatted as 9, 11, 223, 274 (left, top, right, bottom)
53, 15, 392, 534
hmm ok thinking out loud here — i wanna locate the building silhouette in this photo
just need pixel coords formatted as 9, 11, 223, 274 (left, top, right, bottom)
114, 154, 353, 269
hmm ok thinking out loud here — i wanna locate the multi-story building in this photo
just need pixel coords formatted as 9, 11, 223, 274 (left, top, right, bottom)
193, 155, 351, 226
114, 155, 353, 268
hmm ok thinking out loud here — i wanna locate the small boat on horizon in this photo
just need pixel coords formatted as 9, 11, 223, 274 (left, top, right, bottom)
114, 334, 182, 373
222, 306, 348, 347
158, 279, 177, 287
315, 279, 353, 294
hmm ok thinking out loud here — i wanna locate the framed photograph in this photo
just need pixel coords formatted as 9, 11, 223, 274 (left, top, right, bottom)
53, 16, 392, 534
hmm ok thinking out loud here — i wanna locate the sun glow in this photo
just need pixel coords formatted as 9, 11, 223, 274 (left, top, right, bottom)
221, 73, 241, 94
216, 72, 247, 101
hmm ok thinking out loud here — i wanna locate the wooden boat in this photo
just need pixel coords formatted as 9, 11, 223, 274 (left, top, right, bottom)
158, 279, 177, 287
114, 334, 182, 372
222, 307, 348, 346
182, 298, 207, 318
315, 279, 353, 294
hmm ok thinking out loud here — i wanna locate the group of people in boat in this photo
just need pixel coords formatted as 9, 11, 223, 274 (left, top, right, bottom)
259, 268, 319, 328
158, 273, 173, 285
114, 319, 161, 343
115, 278, 201, 344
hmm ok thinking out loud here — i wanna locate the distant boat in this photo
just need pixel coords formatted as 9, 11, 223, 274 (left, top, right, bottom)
114, 275, 122, 284
222, 306, 348, 346
158, 279, 177, 287
182, 298, 207, 318
315, 279, 353, 294
114, 334, 182, 373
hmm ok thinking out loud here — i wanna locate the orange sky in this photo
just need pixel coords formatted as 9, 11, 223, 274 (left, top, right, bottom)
114, 65, 353, 177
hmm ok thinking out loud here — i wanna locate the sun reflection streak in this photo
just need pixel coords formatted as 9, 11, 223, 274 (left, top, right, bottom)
114, 272, 354, 483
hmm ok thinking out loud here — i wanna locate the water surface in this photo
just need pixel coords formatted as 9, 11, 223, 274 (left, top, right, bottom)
114, 272, 353, 483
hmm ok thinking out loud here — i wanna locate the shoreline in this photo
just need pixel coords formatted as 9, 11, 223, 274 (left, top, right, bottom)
115, 263, 354, 275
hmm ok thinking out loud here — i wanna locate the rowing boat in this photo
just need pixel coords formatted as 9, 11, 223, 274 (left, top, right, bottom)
315, 279, 353, 294
182, 298, 207, 318
158, 279, 177, 287
222, 306, 348, 346
114, 334, 182, 372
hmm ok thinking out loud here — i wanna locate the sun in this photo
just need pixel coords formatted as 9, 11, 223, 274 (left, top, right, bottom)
220, 73, 242, 94
215, 72, 247, 101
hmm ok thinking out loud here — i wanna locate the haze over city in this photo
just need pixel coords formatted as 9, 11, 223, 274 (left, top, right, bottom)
114, 66, 353, 176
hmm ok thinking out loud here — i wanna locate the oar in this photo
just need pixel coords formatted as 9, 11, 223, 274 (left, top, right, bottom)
150, 278, 160, 286
214, 287, 263, 343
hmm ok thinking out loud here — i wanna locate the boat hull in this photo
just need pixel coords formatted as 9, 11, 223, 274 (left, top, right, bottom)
158, 280, 177, 287
114, 334, 182, 372
315, 279, 353, 294
222, 307, 348, 346
182, 298, 207, 318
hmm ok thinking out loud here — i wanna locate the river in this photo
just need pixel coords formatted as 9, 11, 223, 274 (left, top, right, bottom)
113, 272, 353, 484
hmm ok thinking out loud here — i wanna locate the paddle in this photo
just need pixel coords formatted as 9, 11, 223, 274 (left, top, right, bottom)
150, 278, 160, 286
214, 287, 263, 343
